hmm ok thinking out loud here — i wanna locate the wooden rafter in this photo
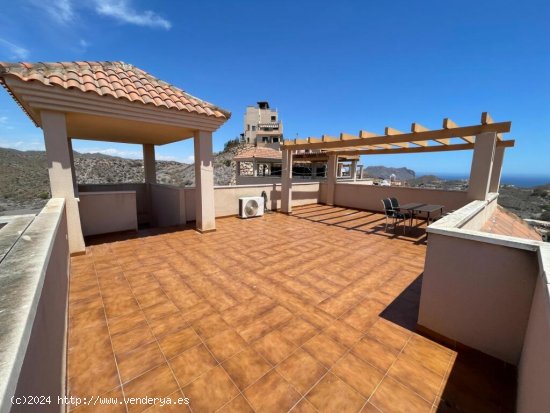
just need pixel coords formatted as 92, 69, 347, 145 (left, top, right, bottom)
323, 139, 514, 157
283, 113, 512, 151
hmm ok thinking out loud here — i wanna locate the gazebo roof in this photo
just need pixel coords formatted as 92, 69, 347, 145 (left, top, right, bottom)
0, 61, 230, 145
0, 61, 230, 124
234, 146, 283, 161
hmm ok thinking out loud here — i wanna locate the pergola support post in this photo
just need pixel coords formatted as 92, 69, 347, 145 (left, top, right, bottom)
326, 155, 338, 206
281, 150, 293, 214
194, 130, 216, 232
41, 110, 85, 254
351, 160, 357, 181
467, 132, 497, 201
143, 144, 157, 184
489, 146, 505, 193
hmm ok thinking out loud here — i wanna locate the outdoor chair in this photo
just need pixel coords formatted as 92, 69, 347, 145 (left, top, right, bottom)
389, 197, 414, 226
382, 198, 409, 233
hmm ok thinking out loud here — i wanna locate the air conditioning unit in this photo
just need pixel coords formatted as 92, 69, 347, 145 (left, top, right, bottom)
239, 196, 265, 219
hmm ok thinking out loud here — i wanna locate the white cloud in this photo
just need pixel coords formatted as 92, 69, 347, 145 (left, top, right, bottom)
30, 0, 75, 24
78, 148, 142, 158
94, 0, 172, 29
0, 139, 44, 150
0, 116, 8, 124
0, 38, 30, 60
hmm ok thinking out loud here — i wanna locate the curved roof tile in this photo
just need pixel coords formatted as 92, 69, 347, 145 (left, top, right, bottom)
0, 61, 230, 119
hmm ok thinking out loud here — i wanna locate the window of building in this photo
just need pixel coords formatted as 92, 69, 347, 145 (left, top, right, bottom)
252, 125, 256, 131
262, 136, 269, 142
247, 124, 250, 131
273, 137, 279, 142
271, 115, 276, 121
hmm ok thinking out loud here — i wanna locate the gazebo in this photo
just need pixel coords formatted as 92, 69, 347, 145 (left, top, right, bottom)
279, 113, 514, 213
0, 61, 230, 254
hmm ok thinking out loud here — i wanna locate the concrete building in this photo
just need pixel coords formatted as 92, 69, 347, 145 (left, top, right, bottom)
242, 101, 283, 149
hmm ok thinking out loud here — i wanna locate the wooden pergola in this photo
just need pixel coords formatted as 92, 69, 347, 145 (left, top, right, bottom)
280, 113, 514, 213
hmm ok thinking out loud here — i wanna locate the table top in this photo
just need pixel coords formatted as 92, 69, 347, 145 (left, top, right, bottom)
399, 203, 444, 213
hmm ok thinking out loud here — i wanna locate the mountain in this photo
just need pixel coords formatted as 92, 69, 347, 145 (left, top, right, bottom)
0, 140, 245, 212
364, 166, 415, 181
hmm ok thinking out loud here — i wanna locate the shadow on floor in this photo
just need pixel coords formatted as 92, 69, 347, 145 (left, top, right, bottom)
84, 223, 196, 246
380, 274, 517, 412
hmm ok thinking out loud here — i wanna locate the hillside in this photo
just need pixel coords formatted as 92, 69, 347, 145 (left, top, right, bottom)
0, 141, 245, 212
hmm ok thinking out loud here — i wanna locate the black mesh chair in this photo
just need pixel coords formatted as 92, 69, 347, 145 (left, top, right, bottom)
382, 198, 409, 233
389, 197, 413, 227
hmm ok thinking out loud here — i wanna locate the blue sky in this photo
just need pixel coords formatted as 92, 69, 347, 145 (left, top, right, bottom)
0, 0, 549, 176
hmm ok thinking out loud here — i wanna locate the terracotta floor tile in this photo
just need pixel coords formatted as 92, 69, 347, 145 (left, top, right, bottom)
192, 312, 230, 339
116, 341, 165, 384
387, 355, 444, 403
169, 343, 217, 387
111, 325, 155, 355
244, 370, 301, 413
252, 330, 297, 365
359, 403, 381, 413
108, 311, 147, 336
302, 333, 347, 368
123, 364, 179, 413
216, 395, 254, 413
134, 288, 169, 309
402, 336, 452, 376
276, 348, 327, 395
103, 296, 141, 320
366, 319, 411, 352
221, 347, 272, 390
142, 301, 180, 322
290, 398, 318, 413
158, 326, 202, 359
370, 376, 432, 413
279, 317, 319, 346
68, 358, 120, 399
332, 353, 384, 398
324, 320, 363, 348
305, 372, 365, 413
148, 312, 188, 339
183, 366, 239, 413
352, 335, 399, 373
205, 329, 247, 362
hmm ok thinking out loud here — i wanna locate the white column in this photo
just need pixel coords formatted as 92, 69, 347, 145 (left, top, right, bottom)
489, 146, 505, 193
326, 155, 338, 206
68, 138, 78, 195
311, 164, 317, 178
337, 162, 343, 178
41, 110, 85, 254
143, 144, 157, 184
281, 150, 293, 214
236, 161, 241, 176
351, 160, 357, 182
194, 130, 216, 232
358, 165, 364, 180
467, 132, 497, 201
253, 159, 258, 177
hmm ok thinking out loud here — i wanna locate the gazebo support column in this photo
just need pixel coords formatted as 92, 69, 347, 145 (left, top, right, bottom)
143, 144, 157, 184
281, 150, 293, 214
489, 146, 505, 193
326, 155, 338, 206
194, 130, 216, 232
351, 160, 357, 181
467, 132, 497, 201
41, 110, 85, 254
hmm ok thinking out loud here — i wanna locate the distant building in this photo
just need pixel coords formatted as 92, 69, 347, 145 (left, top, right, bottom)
242, 101, 283, 149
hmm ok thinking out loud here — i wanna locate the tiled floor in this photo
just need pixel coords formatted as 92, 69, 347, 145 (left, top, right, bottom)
68, 204, 515, 413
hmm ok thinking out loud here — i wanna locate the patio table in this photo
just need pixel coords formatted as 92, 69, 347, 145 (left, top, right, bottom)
397, 203, 445, 228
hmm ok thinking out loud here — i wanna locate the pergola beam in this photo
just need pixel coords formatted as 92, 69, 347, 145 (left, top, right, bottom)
283, 120, 511, 151
324, 139, 514, 157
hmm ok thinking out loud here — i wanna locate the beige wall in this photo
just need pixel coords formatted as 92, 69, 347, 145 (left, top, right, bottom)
458, 194, 499, 231
419, 233, 538, 365
150, 184, 186, 227
332, 183, 469, 213
517, 248, 550, 413
3, 200, 70, 413
79, 191, 138, 236
79, 183, 148, 225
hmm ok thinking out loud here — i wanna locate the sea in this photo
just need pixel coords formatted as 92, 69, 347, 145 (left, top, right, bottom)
430, 174, 550, 188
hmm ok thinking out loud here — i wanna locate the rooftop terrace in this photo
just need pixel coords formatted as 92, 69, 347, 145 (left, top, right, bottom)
68, 205, 515, 413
